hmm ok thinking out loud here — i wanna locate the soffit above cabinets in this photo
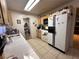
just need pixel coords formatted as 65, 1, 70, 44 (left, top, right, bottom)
6, 0, 73, 15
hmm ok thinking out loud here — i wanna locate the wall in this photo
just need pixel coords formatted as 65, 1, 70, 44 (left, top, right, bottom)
0, 0, 9, 24
10, 11, 39, 39
0, 8, 3, 24
7, 10, 13, 26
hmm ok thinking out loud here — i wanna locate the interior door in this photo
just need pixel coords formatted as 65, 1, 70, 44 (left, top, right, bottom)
55, 13, 68, 51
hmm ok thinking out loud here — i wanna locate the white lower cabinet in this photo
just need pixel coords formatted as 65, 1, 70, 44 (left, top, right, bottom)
41, 30, 48, 43
47, 33, 53, 45
41, 30, 53, 45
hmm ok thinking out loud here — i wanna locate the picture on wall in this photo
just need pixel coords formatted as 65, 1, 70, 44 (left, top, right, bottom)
17, 19, 21, 24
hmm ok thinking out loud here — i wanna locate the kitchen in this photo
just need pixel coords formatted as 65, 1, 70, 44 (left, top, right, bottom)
0, 0, 79, 59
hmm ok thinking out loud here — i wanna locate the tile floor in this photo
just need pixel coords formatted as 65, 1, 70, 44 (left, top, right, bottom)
27, 38, 79, 59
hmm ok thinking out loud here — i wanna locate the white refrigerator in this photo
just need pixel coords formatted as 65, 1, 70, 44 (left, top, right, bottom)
48, 9, 71, 52
55, 9, 71, 52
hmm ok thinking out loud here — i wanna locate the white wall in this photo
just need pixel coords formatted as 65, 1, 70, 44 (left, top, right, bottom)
10, 11, 38, 39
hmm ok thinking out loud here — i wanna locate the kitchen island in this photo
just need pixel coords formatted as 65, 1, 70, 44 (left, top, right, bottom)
2, 34, 40, 59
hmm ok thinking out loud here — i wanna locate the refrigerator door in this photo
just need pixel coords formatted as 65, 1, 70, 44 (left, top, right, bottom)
55, 13, 68, 51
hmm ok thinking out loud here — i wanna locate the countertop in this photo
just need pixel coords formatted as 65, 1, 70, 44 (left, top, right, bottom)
2, 34, 40, 59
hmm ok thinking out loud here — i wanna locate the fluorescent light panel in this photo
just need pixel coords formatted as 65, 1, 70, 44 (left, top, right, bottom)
24, 0, 35, 11
24, 0, 40, 11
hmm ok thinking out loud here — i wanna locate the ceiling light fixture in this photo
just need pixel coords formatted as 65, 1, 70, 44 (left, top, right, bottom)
24, 0, 40, 11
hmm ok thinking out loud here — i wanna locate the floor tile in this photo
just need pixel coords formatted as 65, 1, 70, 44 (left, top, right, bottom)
38, 41, 48, 47
49, 48, 61, 56
57, 53, 73, 59
37, 48, 49, 57
73, 57, 79, 59
42, 52, 57, 59
43, 44, 52, 51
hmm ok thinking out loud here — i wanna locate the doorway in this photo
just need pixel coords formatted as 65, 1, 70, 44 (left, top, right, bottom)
73, 8, 79, 49
23, 18, 31, 40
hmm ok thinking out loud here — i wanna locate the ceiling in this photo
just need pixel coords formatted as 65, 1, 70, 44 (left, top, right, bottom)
6, 0, 73, 15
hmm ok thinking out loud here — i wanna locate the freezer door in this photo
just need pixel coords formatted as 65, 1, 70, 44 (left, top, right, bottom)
55, 13, 68, 51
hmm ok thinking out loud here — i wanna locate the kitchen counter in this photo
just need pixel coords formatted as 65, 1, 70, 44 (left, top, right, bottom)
2, 34, 40, 59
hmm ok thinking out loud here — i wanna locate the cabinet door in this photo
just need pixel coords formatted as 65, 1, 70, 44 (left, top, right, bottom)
47, 33, 53, 45
41, 30, 48, 42
55, 13, 68, 51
